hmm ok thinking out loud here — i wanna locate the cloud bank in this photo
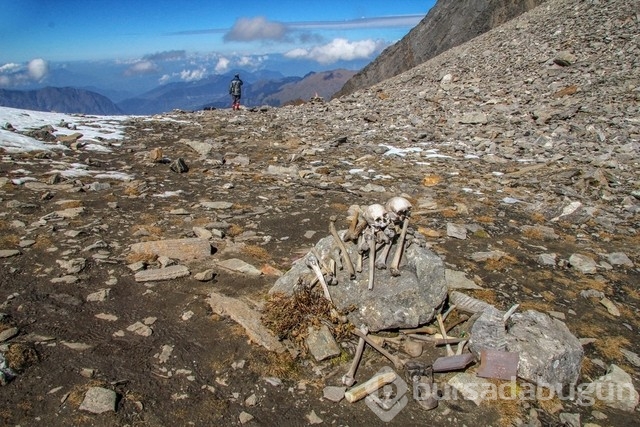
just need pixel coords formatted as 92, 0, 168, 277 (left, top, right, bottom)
223, 16, 288, 42
0, 58, 49, 87
285, 38, 386, 64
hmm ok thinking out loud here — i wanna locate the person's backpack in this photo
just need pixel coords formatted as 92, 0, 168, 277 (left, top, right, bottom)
230, 79, 241, 95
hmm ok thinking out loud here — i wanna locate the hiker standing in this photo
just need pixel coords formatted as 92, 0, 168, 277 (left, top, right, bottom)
229, 74, 243, 110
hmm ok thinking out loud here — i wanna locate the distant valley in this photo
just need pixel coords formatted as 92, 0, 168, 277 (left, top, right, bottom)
0, 69, 356, 115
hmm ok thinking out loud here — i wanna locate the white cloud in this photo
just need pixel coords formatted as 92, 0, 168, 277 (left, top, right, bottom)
285, 38, 384, 64
180, 68, 206, 82
0, 59, 49, 87
124, 60, 159, 76
0, 63, 21, 73
224, 16, 288, 42
215, 57, 230, 73
27, 58, 49, 81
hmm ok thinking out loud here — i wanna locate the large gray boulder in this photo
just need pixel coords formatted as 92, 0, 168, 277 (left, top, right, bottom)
469, 307, 583, 386
270, 234, 447, 332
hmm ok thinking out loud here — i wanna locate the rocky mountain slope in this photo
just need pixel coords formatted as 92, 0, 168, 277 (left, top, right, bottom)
334, 0, 548, 98
0, 87, 123, 115
0, 0, 638, 425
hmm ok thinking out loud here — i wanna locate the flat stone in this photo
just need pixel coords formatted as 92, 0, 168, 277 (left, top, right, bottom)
217, 258, 262, 276
79, 387, 117, 414
207, 291, 286, 353
306, 325, 341, 361
445, 269, 482, 289
447, 373, 494, 406
127, 321, 153, 337
129, 238, 211, 261
600, 297, 620, 316
607, 252, 634, 267
239, 411, 254, 424
446, 223, 467, 239
323, 386, 346, 402
200, 201, 234, 210
134, 265, 190, 282
0, 327, 19, 342
0, 250, 20, 258
569, 253, 597, 274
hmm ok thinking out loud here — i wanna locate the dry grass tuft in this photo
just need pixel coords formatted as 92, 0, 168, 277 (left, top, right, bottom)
241, 245, 271, 261
253, 351, 302, 380
580, 357, 601, 381
131, 224, 163, 237
485, 379, 524, 427
476, 215, 496, 224
594, 336, 630, 362
529, 212, 546, 223
535, 389, 564, 414
441, 208, 458, 218
262, 288, 346, 351
57, 200, 83, 209
522, 227, 544, 240
5, 343, 39, 373
0, 234, 19, 247
519, 300, 554, 312
484, 254, 518, 271
468, 289, 501, 308
227, 224, 244, 237
125, 252, 157, 264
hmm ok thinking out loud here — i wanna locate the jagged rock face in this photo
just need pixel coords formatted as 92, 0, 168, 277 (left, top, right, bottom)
334, 0, 547, 98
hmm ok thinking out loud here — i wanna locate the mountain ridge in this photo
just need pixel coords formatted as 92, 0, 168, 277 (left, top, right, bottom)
0, 86, 123, 115
334, 0, 548, 98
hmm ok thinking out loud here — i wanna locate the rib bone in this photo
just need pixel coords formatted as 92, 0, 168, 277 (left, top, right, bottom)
329, 216, 356, 279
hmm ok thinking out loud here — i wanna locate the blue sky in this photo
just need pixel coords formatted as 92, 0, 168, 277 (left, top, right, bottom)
0, 1, 435, 94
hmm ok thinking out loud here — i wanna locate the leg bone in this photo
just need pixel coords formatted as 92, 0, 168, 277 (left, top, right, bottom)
342, 325, 368, 386
389, 217, 410, 276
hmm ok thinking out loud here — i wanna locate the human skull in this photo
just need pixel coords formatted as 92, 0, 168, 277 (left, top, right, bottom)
363, 204, 390, 229
385, 196, 412, 223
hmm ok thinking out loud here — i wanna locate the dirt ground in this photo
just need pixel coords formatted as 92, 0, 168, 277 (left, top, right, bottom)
0, 110, 638, 426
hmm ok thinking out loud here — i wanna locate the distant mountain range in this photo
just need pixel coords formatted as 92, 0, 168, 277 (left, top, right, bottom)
0, 69, 356, 116
0, 87, 123, 115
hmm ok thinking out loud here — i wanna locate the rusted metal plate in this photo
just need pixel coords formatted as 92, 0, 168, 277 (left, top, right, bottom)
432, 353, 475, 372
476, 349, 519, 380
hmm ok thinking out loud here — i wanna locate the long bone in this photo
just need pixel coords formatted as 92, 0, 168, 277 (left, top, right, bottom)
362, 204, 390, 290
385, 197, 413, 277
356, 233, 368, 273
305, 254, 333, 303
351, 327, 405, 370
375, 227, 396, 269
366, 231, 376, 290
329, 215, 356, 280
389, 216, 410, 277
342, 325, 369, 386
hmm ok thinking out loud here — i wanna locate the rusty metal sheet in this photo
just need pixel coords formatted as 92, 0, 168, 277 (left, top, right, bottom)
476, 349, 519, 380
432, 353, 475, 372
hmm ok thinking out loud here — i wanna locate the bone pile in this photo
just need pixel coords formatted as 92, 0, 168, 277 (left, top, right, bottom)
302, 196, 413, 298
